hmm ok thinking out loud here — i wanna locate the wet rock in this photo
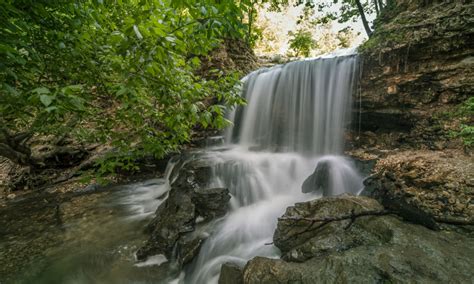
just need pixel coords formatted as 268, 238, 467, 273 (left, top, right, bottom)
193, 188, 231, 220
177, 235, 205, 265
136, 187, 196, 261
218, 262, 244, 284
76, 183, 100, 194
274, 194, 386, 261
243, 195, 474, 283
301, 161, 330, 195
137, 158, 231, 265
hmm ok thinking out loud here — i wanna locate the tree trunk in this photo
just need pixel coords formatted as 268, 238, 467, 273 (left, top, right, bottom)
355, 0, 373, 37
374, 0, 380, 15
378, 0, 384, 11
247, 3, 255, 45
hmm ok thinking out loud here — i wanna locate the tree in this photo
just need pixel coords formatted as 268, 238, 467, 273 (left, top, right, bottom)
0, 0, 247, 178
269, 0, 391, 37
288, 29, 317, 57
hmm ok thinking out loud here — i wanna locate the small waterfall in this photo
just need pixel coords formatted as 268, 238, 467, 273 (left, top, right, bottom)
227, 53, 358, 154
181, 52, 362, 283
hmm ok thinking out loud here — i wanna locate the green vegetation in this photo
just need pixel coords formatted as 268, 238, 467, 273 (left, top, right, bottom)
0, 0, 250, 179
453, 97, 474, 147
288, 29, 317, 57
277, 0, 392, 37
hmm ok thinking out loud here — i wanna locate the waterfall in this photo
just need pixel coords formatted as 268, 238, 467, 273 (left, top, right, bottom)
228, 54, 358, 154
181, 52, 363, 283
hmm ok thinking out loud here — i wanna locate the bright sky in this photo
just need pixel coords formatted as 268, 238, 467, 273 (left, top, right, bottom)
255, 2, 374, 56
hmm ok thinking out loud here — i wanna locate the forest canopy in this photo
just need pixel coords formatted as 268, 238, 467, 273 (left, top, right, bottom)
0, 0, 255, 179
0, 0, 390, 184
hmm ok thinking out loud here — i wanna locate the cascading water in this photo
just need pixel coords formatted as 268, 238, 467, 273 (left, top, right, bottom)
180, 52, 363, 283
228, 54, 358, 154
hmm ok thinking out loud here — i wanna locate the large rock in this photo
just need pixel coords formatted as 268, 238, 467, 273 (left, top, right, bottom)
362, 150, 474, 228
136, 158, 231, 265
193, 187, 231, 220
274, 194, 386, 262
242, 194, 474, 283
218, 262, 244, 284
136, 186, 196, 260
301, 161, 330, 195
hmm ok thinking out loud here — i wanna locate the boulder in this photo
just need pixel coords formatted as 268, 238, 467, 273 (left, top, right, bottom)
177, 234, 205, 265
301, 160, 331, 195
274, 194, 386, 261
361, 150, 474, 229
243, 195, 474, 283
218, 262, 244, 284
136, 186, 196, 260
193, 187, 231, 220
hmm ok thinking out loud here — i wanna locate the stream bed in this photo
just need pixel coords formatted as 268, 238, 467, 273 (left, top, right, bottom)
0, 179, 172, 284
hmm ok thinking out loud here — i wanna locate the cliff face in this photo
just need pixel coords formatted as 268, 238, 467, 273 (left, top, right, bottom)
354, 1, 473, 150
350, 1, 474, 224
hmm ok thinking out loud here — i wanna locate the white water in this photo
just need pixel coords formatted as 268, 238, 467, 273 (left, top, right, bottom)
176, 54, 363, 283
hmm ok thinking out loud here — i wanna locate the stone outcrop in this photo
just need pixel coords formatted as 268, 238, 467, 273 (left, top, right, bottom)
239, 195, 474, 284
363, 149, 474, 228
198, 39, 259, 77
353, 1, 474, 150
136, 158, 231, 266
346, 0, 474, 231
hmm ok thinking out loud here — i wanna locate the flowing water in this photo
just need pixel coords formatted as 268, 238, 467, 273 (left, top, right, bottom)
0, 162, 180, 284
0, 52, 362, 283
181, 52, 363, 283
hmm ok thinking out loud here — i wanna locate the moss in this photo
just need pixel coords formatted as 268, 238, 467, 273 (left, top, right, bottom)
358, 28, 407, 54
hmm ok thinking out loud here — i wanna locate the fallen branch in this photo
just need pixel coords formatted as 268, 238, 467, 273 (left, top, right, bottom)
279, 209, 391, 225
277, 209, 392, 239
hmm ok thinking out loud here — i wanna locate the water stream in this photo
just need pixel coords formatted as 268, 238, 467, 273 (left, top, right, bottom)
182, 52, 362, 283
0, 52, 362, 283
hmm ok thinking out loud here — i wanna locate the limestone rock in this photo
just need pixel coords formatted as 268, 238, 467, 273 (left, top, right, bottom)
351, 1, 474, 150
362, 150, 474, 228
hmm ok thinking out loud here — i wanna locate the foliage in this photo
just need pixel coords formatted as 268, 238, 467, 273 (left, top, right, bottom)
288, 29, 317, 57
268, 0, 392, 37
451, 97, 474, 147
0, 0, 247, 176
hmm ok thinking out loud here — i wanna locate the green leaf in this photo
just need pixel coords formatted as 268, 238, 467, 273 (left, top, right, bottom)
45, 106, 58, 112
32, 87, 50, 95
40, 94, 54, 107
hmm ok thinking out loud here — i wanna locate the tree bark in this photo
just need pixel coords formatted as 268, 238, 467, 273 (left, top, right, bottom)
374, 0, 380, 15
247, 2, 255, 45
378, 0, 384, 11
355, 0, 373, 37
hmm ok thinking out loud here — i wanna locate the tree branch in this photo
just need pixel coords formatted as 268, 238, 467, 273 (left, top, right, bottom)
278, 209, 391, 238
355, 0, 373, 37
